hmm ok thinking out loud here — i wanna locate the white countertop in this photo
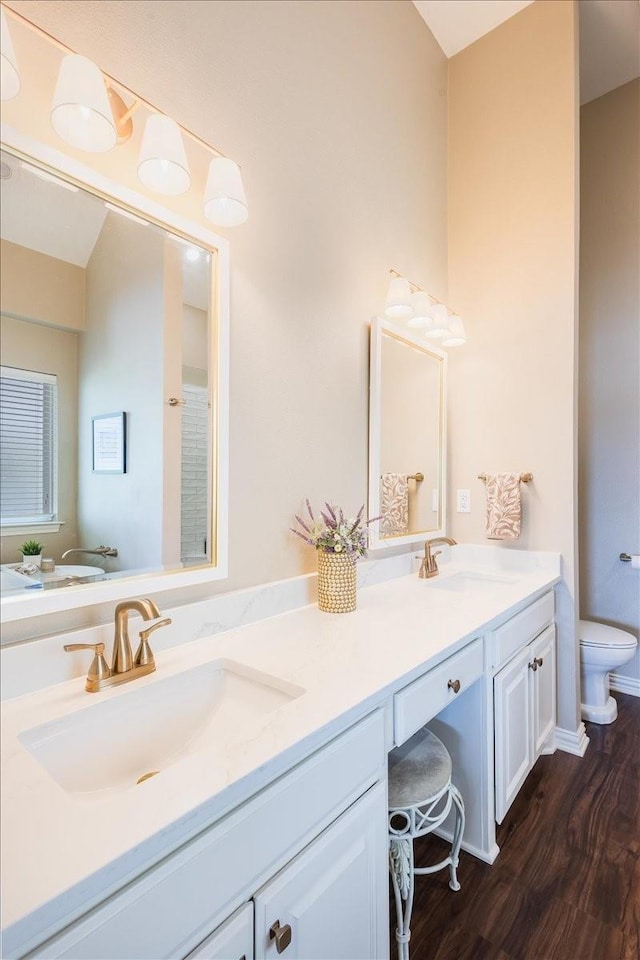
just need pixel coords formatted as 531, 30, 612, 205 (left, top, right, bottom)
0, 546, 560, 956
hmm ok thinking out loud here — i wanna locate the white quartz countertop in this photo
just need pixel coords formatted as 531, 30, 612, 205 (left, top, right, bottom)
1, 546, 560, 956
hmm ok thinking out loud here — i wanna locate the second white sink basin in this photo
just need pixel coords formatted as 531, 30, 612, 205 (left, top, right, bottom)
20, 659, 304, 797
426, 571, 518, 592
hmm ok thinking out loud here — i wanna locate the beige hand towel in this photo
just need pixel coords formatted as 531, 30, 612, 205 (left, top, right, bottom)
485, 472, 522, 540
380, 473, 409, 537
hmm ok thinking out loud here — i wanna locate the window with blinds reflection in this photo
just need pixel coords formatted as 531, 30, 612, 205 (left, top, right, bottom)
0, 366, 57, 522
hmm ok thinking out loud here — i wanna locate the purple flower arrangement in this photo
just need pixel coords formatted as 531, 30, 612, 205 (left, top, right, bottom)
291, 500, 379, 559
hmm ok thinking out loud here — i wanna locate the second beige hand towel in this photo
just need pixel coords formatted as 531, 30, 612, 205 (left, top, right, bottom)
380, 473, 409, 537
484, 472, 522, 540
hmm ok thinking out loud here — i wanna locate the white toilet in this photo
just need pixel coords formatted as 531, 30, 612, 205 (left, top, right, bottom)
579, 619, 638, 724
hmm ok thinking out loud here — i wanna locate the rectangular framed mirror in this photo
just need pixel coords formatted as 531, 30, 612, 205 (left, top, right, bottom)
368, 316, 446, 550
0, 135, 229, 624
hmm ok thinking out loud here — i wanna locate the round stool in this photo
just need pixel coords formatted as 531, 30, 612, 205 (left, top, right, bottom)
388, 727, 465, 960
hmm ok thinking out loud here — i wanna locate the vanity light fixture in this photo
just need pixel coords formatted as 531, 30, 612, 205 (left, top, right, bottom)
386, 269, 466, 347
204, 157, 248, 227
51, 54, 118, 153
425, 303, 449, 339
442, 314, 467, 347
384, 276, 413, 319
407, 290, 433, 329
2, 3, 248, 225
137, 114, 191, 196
0, 6, 19, 100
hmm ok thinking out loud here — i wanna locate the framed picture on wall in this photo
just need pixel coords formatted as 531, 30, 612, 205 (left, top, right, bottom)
92, 412, 127, 474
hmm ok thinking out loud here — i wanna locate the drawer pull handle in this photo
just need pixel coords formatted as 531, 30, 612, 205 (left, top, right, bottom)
447, 678, 461, 694
270, 920, 292, 954
529, 660, 538, 672
535, 656, 544, 668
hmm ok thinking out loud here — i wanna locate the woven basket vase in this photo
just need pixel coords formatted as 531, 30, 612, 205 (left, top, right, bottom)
317, 550, 357, 613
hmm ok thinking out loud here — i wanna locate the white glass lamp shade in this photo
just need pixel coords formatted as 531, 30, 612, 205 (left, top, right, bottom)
204, 158, 248, 227
138, 114, 191, 195
1, 9, 20, 101
51, 55, 116, 152
407, 290, 433, 328
442, 314, 467, 346
384, 277, 413, 319
425, 303, 450, 338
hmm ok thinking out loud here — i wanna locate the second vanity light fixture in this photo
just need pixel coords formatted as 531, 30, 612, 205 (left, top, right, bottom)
384, 269, 467, 347
0, 5, 248, 227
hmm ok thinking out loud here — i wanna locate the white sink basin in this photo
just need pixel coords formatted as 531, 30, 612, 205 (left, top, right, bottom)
19, 659, 304, 797
426, 571, 519, 592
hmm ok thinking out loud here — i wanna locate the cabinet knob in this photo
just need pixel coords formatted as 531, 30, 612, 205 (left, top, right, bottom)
535, 656, 544, 668
528, 660, 538, 672
447, 678, 461, 694
270, 920, 292, 954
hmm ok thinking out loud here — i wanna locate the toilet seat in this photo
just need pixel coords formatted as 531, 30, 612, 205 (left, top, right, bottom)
579, 619, 637, 650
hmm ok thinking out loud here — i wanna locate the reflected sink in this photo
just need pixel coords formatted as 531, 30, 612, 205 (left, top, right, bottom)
426, 571, 518, 592
19, 659, 304, 797
41, 565, 106, 583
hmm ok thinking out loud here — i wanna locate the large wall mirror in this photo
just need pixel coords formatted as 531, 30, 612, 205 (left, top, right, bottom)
368, 317, 446, 550
0, 139, 229, 623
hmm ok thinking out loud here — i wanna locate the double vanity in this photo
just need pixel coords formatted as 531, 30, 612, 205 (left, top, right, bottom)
1, 544, 560, 960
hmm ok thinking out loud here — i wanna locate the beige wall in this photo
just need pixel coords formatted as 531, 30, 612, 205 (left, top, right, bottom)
579, 79, 640, 684
2, 0, 447, 643
447, 0, 580, 731
0, 315, 79, 563
79, 213, 165, 572
0, 239, 85, 331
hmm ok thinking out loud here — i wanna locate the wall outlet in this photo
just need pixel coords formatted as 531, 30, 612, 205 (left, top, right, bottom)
456, 489, 471, 513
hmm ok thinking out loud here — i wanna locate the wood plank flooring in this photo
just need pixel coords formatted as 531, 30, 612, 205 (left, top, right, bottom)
391, 694, 640, 960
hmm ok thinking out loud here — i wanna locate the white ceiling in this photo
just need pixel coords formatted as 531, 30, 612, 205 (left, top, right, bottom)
579, 0, 640, 105
413, 0, 640, 105
412, 0, 534, 57
0, 151, 107, 267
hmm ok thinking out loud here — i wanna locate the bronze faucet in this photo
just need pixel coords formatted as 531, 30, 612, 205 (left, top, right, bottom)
64, 598, 171, 692
418, 537, 457, 579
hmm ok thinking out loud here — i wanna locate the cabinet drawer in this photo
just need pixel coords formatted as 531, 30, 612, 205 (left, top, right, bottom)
32, 711, 386, 960
492, 592, 555, 669
394, 639, 483, 747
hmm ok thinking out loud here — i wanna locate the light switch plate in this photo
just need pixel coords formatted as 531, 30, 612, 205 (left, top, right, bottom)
456, 489, 471, 513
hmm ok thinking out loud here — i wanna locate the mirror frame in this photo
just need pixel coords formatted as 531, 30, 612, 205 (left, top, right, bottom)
0, 125, 230, 624
368, 316, 447, 551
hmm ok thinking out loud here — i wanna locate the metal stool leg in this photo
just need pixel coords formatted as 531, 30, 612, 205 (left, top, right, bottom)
389, 837, 414, 960
448, 784, 465, 892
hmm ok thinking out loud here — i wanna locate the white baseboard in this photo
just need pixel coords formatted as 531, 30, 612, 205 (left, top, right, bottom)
433, 826, 500, 864
610, 673, 640, 698
555, 723, 590, 756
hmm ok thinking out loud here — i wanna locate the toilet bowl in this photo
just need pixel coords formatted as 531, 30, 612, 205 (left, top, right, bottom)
579, 619, 638, 724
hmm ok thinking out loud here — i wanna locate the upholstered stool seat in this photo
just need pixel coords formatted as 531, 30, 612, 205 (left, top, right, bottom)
388, 727, 465, 960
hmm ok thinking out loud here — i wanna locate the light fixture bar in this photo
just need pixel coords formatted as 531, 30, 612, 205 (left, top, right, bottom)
389, 268, 458, 317
2, 3, 235, 165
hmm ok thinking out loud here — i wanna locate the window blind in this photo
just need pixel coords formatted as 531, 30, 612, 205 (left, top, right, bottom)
0, 366, 57, 522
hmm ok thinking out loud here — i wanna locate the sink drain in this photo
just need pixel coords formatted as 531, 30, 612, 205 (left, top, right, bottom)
136, 770, 160, 785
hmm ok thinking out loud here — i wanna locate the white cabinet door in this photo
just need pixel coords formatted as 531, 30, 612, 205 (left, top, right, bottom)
494, 646, 532, 824
253, 782, 389, 960
185, 903, 254, 960
532, 625, 556, 758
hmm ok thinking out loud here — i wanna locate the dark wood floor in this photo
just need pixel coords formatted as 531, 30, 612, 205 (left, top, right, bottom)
391, 693, 640, 960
